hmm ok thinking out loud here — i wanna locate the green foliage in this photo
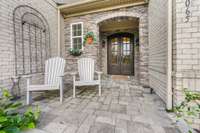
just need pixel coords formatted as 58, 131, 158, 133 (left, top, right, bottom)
174, 89, 200, 133
83, 32, 96, 44
0, 88, 40, 133
184, 90, 200, 102
69, 48, 82, 56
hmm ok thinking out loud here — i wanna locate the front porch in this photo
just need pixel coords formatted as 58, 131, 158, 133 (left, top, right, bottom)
25, 80, 180, 133
0, 0, 200, 132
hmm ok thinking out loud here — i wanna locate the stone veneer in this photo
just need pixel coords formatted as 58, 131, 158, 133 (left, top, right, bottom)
0, 0, 58, 93
63, 5, 149, 86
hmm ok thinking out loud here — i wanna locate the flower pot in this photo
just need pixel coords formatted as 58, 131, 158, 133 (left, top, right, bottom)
87, 37, 93, 44
72, 52, 82, 56
69, 48, 82, 56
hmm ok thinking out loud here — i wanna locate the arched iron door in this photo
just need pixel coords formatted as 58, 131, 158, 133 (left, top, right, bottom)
108, 33, 134, 75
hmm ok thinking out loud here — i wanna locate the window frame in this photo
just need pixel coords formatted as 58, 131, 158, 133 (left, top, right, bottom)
70, 22, 84, 50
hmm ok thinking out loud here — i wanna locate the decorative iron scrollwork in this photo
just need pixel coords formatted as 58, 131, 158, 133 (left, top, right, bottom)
12, 5, 51, 98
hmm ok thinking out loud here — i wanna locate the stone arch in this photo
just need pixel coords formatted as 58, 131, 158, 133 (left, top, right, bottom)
95, 11, 143, 24
96, 11, 148, 86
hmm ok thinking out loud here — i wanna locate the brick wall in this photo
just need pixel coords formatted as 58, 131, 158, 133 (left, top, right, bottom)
0, 0, 58, 93
148, 0, 168, 102
173, 0, 200, 102
62, 6, 149, 85
173, 0, 200, 129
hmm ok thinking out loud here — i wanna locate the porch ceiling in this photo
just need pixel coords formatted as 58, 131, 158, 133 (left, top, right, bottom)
59, 0, 148, 18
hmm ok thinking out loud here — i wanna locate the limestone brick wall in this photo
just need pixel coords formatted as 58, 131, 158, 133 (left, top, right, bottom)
173, 0, 200, 129
0, 0, 58, 93
173, 0, 200, 102
148, 0, 168, 102
63, 6, 149, 85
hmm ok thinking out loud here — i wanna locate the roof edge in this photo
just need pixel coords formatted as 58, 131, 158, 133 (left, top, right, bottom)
61, 1, 148, 19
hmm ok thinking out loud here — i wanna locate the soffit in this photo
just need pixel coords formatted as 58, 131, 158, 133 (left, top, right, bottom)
59, 0, 148, 18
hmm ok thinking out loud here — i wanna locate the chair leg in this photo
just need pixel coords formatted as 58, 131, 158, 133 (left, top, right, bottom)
60, 79, 64, 103
27, 90, 31, 105
73, 84, 76, 98
99, 84, 101, 96
60, 87, 63, 103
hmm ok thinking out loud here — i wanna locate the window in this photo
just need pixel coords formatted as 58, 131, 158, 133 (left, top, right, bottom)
71, 22, 83, 49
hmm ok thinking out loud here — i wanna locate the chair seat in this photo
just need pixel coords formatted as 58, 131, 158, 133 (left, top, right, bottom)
28, 84, 59, 91
75, 80, 100, 86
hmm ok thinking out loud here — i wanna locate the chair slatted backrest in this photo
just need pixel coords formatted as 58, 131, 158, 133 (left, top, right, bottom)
45, 57, 66, 86
78, 58, 94, 81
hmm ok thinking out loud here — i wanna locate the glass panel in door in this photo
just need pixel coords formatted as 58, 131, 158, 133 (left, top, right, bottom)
109, 37, 121, 74
121, 36, 133, 75
108, 33, 134, 75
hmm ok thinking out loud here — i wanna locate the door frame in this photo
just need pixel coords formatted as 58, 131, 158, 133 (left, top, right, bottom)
107, 32, 135, 76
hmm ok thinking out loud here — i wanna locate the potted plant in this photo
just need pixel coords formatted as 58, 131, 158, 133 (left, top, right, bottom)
83, 32, 96, 45
69, 48, 82, 56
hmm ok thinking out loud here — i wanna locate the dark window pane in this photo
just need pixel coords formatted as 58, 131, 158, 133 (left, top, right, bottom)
72, 25, 76, 36
78, 24, 81, 29
78, 29, 81, 36
73, 37, 82, 49
72, 23, 82, 37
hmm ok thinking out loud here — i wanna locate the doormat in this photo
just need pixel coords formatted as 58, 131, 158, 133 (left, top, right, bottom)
111, 75, 129, 81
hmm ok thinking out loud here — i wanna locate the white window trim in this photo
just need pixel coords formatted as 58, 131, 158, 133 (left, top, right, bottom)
70, 22, 84, 50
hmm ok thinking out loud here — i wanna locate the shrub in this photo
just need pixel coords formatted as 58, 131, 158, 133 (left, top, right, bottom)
175, 89, 200, 133
0, 89, 40, 133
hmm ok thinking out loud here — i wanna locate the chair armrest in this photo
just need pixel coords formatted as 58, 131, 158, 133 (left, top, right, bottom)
22, 75, 32, 87
22, 73, 44, 87
95, 71, 102, 81
22, 73, 44, 79
95, 71, 103, 75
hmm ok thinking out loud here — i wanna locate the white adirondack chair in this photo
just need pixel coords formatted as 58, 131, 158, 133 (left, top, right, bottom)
72, 58, 102, 98
25, 57, 66, 105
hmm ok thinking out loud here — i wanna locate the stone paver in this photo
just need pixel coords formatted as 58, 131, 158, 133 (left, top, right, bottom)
28, 80, 181, 133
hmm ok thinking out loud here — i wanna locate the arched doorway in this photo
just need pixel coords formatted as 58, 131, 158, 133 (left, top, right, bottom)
98, 16, 139, 77
108, 33, 134, 75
